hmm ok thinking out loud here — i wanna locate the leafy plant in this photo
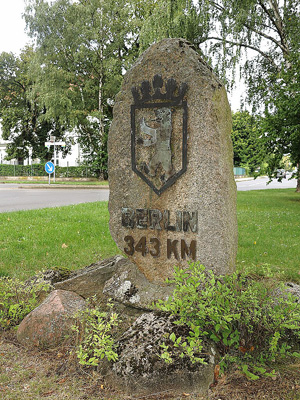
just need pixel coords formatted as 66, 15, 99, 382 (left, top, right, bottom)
71, 299, 120, 367
156, 262, 300, 379
0, 276, 49, 330
0, 163, 100, 179
159, 326, 207, 366
231, 110, 265, 174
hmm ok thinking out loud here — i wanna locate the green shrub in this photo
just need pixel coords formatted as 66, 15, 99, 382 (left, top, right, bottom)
0, 276, 50, 330
156, 263, 300, 379
71, 299, 120, 367
0, 163, 100, 178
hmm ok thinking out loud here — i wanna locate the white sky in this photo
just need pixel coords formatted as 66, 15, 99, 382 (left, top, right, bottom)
0, 0, 31, 54
0, 0, 243, 110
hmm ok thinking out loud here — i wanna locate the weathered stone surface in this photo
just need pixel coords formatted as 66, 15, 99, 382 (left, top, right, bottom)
102, 259, 174, 310
54, 256, 174, 311
107, 312, 216, 396
54, 256, 123, 298
26, 268, 73, 288
273, 282, 300, 302
108, 38, 237, 284
17, 290, 86, 348
282, 282, 300, 300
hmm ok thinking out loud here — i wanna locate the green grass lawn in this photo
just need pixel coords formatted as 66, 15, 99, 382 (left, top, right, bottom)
236, 189, 300, 282
0, 189, 299, 281
0, 202, 119, 280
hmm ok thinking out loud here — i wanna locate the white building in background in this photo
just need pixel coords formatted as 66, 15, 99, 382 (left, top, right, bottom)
0, 134, 10, 164
0, 128, 82, 167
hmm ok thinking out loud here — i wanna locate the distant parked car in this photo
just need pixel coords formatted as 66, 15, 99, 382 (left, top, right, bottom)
276, 169, 286, 179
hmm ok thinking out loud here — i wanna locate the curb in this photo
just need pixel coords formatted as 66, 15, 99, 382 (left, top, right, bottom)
18, 184, 109, 190
235, 178, 254, 182
235, 176, 267, 182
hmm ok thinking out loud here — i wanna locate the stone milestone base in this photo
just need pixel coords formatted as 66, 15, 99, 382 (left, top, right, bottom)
17, 256, 217, 397
54, 256, 174, 312
17, 256, 300, 397
108, 312, 216, 397
17, 290, 86, 348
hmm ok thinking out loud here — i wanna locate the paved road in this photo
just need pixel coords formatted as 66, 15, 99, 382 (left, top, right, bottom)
0, 184, 109, 213
236, 176, 298, 191
0, 177, 297, 213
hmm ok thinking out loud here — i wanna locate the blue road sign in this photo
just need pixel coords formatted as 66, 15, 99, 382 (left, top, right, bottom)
45, 161, 55, 174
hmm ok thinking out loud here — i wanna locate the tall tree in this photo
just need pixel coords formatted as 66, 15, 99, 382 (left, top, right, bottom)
262, 50, 300, 190
139, 0, 300, 190
0, 48, 65, 163
231, 111, 265, 173
139, 0, 208, 50
25, 0, 140, 176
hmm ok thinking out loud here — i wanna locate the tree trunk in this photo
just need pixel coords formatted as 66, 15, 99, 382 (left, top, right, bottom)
98, 5, 105, 139
297, 164, 300, 193
98, 67, 104, 138
297, 177, 300, 193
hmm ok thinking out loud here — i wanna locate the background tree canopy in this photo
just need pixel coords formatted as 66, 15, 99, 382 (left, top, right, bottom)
0, 0, 299, 188
23, 0, 142, 176
231, 111, 265, 174
139, 0, 300, 190
0, 47, 66, 162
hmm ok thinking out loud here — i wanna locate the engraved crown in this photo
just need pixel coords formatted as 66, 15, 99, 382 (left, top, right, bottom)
131, 75, 188, 105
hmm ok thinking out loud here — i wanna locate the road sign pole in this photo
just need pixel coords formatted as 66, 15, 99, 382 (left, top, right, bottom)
45, 162, 55, 184
54, 143, 56, 183
44, 139, 65, 183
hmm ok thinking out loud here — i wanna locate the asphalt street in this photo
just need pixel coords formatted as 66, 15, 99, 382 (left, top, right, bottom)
0, 177, 297, 213
0, 184, 109, 213
236, 176, 297, 191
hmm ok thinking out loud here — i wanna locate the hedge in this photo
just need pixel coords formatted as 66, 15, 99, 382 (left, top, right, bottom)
0, 164, 99, 178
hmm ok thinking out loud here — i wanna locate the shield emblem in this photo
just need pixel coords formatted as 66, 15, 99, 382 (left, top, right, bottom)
131, 75, 188, 196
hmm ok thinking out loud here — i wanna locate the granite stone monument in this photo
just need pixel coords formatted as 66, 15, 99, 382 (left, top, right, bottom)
108, 38, 237, 283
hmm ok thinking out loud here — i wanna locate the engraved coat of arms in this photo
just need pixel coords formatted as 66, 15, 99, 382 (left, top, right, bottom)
131, 75, 188, 195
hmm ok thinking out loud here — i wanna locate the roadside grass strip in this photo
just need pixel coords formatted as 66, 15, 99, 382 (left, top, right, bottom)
0, 202, 119, 280
236, 189, 300, 282
0, 188, 299, 281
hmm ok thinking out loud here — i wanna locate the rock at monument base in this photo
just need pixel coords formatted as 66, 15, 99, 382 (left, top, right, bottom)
54, 256, 174, 313
54, 256, 124, 298
280, 282, 300, 300
107, 312, 216, 396
17, 289, 86, 349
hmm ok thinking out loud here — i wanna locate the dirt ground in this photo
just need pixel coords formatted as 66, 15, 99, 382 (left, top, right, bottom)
1, 332, 300, 400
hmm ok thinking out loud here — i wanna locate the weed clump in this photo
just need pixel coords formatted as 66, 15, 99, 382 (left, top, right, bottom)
0, 276, 49, 330
71, 298, 120, 367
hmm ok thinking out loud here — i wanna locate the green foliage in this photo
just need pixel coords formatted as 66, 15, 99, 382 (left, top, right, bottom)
71, 299, 120, 367
139, 0, 209, 51
139, 0, 300, 187
231, 111, 265, 174
24, 0, 141, 173
159, 325, 206, 365
262, 56, 300, 186
1, 0, 297, 184
0, 163, 102, 178
156, 262, 300, 379
0, 276, 49, 330
0, 48, 66, 163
